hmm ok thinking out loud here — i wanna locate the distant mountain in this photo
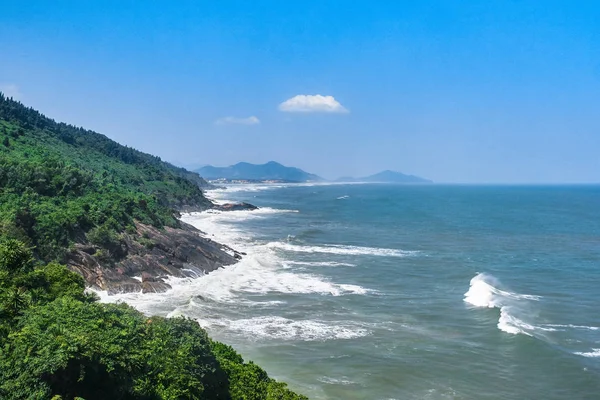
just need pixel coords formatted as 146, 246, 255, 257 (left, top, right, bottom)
337, 170, 431, 183
196, 161, 324, 182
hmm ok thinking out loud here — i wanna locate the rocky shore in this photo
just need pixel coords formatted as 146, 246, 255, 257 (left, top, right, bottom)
67, 202, 255, 295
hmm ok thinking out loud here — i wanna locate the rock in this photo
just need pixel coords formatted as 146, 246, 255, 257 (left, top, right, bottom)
141, 272, 164, 282
214, 202, 258, 211
67, 221, 242, 294
141, 281, 172, 294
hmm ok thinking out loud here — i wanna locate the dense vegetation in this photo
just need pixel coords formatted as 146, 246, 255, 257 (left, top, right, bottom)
0, 93, 307, 399
0, 240, 307, 399
0, 92, 211, 261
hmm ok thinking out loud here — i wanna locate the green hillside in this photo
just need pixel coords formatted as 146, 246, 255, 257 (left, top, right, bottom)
0, 92, 211, 261
0, 93, 307, 399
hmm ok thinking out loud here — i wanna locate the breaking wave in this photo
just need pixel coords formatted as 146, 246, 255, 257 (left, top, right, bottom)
215, 316, 371, 341
574, 349, 600, 358
267, 242, 417, 257
464, 273, 541, 336
283, 261, 356, 267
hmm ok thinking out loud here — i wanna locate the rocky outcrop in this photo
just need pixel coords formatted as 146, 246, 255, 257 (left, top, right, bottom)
214, 202, 258, 211
67, 221, 242, 295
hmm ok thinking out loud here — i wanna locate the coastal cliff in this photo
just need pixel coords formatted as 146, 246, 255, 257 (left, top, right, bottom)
66, 202, 258, 294
67, 220, 243, 294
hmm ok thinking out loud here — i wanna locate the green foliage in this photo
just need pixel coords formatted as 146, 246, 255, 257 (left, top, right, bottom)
134, 317, 230, 399
212, 341, 308, 400
0, 92, 307, 399
0, 298, 146, 399
0, 243, 307, 399
0, 238, 33, 274
0, 93, 211, 263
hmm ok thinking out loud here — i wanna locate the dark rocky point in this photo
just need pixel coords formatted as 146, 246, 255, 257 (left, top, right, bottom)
214, 202, 259, 211
67, 221, 242, 295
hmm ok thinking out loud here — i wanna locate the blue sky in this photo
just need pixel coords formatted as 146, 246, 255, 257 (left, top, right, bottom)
1, 1, 599, 182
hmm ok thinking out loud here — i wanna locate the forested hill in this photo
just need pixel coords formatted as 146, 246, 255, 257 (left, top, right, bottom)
0, 93, 308, 399
197, 161, 324, 182
0, 92, 212, 262
0, 93, 212, 208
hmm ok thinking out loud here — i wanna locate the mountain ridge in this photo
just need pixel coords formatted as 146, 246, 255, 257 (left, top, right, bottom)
197, 161, 430, 184
197, 161, 324, 182
337, 170, 432, 183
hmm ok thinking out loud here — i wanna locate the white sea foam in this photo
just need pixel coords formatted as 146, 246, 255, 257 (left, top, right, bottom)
317, 376, 357, 385
97, 198, 374, 356
178, 213, 374, 300
191, 257, 371, 298
284, 261, 356, 267
463, 273, 502, 308
219, 316, 371, 341
574, 348, 600, 358
464, 273, 541, 309
464, 273, 542, 336
337, 195, 350, 200
94, 249, 371, 315
267, 242, 416, 257
497, 307, 534, 336
180, 209, 297, 247
205, 182, 346, 202
544, 324, 600, 331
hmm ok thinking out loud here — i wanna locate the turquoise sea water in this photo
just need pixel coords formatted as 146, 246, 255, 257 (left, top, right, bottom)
101, 184, 600, 399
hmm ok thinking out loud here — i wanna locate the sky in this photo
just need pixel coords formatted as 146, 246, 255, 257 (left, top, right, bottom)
1, 1, 599, 183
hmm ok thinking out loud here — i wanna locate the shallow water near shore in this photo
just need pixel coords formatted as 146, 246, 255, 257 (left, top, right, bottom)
99, 184, 600, 399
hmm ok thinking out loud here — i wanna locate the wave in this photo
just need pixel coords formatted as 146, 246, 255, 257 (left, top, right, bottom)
337, 195, 350, 200
201, 207, 299, 216
464, 271, 600, 366
213, 316, 371, 341
267, 242, 417, 257
317, 376, 358, 385
497, 307, 535, 336
188, 253, 371, 298
95, 252, 372, 317
574, 348, 600, 358
464, 273, 541, 308
464, 273, 542, 336
284, 261, 356, 267
205, 182, 348, 202
163, 215, 375, 301
543, 324, 599, 331
180, 209, 297, 246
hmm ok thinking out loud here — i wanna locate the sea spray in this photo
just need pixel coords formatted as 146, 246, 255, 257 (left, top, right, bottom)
464, 273, 541, 336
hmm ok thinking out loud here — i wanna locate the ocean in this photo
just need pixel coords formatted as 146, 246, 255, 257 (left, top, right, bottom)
98, 184, 600, 399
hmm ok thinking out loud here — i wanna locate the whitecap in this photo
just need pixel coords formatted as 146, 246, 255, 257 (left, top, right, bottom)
464, 273, 540, 309
464, 273, 542, 336
284, 261, 356, 267
223, 316, 371, 341
317, 376, 357, 385
574, 348, 600, 358
267, 242, 416, 257
544, 324, 600, 331
497, 307, 533, 336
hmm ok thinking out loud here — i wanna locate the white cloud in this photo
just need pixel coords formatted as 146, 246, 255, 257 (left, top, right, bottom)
214, 116, 260, 126
278, 94, 348, 113
0, 84, 22, 100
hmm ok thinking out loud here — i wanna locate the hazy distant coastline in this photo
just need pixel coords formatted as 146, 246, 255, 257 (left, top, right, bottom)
197, 161, 431, 184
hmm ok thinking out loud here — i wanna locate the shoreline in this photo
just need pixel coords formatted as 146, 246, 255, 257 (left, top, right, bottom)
92, 187, 319, 397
